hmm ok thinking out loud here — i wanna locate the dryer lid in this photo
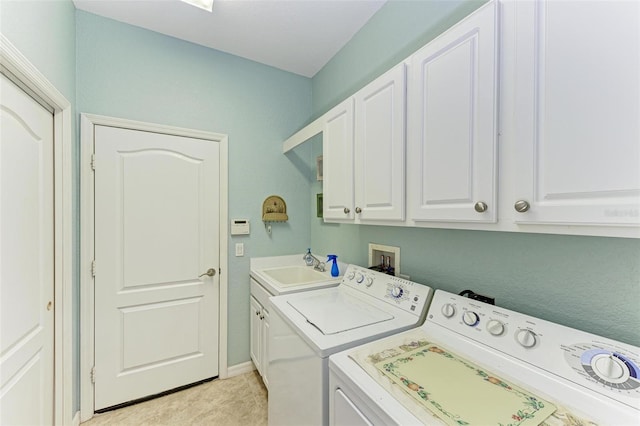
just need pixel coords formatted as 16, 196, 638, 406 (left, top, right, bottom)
287, 290, 394, 335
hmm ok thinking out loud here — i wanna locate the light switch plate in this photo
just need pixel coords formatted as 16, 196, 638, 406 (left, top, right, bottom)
235, 243, 244, 257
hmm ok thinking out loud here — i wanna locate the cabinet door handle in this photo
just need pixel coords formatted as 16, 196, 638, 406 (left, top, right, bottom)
355, 207, 362, 214
343, 207, 350, 214
474, 202, 488, 213
514, 200, 530, 213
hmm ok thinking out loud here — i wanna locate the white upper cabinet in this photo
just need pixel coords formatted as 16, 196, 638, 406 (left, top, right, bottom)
354, 63, 406, 222
324, 64, 406, 223
510, 0, 640, 228
407, 1, 499, 223
323, 98, 355, 221
291, 0, 639, 237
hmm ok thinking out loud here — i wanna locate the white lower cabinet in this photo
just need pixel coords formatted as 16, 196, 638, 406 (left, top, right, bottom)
249, 279, 271, 388
508, 0, 640, 228
260, 308, 270, 389
407, 0, 498, 223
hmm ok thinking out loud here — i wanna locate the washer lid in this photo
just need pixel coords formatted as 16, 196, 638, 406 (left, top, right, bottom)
287, 290, 394, 335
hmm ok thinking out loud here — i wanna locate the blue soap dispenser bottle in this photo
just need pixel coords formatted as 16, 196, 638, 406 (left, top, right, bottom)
327, 254, 339, 277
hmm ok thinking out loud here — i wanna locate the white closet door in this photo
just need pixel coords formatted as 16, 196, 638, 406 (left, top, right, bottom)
0, 73, 54, 425
93, 125, 220, 410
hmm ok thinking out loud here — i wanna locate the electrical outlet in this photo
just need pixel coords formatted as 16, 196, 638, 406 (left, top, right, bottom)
235, 243, 244, 257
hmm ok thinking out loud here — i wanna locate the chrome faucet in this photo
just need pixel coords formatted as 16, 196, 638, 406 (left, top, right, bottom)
303, 250, 326, 272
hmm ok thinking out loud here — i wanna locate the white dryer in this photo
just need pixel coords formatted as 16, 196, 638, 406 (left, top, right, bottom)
268, 264, 434, 426
329, 289, 640, 425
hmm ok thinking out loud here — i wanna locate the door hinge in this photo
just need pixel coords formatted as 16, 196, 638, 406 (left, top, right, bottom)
91, 153, 96, 171
90, 366, 96, 384
91, 260, 96, 277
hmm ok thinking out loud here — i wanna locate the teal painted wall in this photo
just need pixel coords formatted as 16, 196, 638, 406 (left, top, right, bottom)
76, 10, 314, 368
1, 0, 76, 98
311, 0, 485, 119
310, 1, 640, 346
1, 0, 79, 410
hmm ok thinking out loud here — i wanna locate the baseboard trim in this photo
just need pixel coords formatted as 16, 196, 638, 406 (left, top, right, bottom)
225, 361, 255, 378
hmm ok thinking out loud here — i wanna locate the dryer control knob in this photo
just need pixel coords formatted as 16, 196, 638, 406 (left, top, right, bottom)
441, 303, 456, 318
592, 354, 626, 381
516, 329, 537, 348
462, 311, 480, 327
486, 319, 505, 336
356, 273, 364, 283
365, 277, 374, 287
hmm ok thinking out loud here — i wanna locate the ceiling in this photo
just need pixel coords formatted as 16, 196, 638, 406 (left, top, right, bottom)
73, 0, 387, 78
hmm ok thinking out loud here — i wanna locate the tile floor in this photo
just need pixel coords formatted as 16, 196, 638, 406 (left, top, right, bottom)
82, 370, 267, 426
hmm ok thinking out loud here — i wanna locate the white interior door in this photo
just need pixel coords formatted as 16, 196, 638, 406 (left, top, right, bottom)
93, 125, 220, 410
0, 73, 54, 424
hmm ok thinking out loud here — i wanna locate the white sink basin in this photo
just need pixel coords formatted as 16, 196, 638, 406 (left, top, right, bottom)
261, 266, 332, 287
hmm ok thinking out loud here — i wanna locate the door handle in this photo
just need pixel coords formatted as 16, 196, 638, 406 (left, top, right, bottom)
199, 268, 216, 278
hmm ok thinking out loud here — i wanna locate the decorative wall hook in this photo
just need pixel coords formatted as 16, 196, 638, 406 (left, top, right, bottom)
262, 195, 288, 222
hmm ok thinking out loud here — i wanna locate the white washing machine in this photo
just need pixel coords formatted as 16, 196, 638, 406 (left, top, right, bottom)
329, 289, 640, 425
268, 264, 434, 426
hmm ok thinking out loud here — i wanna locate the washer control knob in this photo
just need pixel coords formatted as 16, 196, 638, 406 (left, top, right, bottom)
462, 311, 480, 327
365, 277, 374, 287
592, 355, 626, 381
391, 286, 403, 299
441, 303, 456, 318
486, 319, 505, 336
356, 273, 364, 284
516, 329, 537, 348
346, 271, 355, 280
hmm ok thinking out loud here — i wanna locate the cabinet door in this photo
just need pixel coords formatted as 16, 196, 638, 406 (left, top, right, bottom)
261, 308, 270, 389
354, 63, 406, 221
512, 0, 640, 227
323, 98, 355, 221
407, 1, 498, 223
249, 296, 262, 375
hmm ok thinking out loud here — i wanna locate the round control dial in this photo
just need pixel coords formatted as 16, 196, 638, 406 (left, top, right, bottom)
565, 345, 640, 391
391, 285, 404, 299
441, 303, 456, 318
355, 273, 364, 284
592, 354, 627, 382
516, 329, 537, 348
365, 277, 374, 287
346, 271, 355, 280
462, 311, 480, 327
486, 319, 505, 336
